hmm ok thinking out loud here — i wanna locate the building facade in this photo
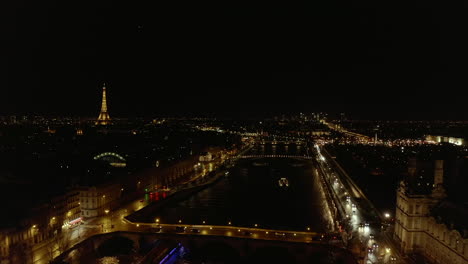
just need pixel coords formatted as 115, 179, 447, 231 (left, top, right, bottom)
395, 160, 468, 264
0, 188, 81, 264
80, 183, 123, 218
50, 190, 81, 229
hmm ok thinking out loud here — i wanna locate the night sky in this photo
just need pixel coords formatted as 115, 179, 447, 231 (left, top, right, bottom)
1, 2, 467, 119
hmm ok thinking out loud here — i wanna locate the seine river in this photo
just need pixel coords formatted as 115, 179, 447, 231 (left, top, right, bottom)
145, 143, 334, 232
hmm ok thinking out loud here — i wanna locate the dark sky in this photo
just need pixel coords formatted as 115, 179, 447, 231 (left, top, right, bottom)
1, 2, 467, 119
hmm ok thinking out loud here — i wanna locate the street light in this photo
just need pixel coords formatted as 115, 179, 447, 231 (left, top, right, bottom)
104, 210, 112, 231
384, 213, 391, 218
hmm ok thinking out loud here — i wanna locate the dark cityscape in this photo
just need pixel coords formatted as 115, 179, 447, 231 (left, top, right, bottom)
1, 2, 467, 264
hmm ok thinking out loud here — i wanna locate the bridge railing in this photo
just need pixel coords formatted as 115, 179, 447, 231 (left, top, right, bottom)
120, 218, 341, 245
238, 155, 312, 159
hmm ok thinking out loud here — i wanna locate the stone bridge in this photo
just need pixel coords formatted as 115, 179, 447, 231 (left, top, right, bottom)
239, 154, 312, 159
53, 231, 356, 264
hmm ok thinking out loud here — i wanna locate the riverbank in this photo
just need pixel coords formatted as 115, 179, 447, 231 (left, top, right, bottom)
125, 169, 227, 223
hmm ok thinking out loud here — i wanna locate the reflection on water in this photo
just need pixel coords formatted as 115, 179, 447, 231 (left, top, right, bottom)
145, 143, 333, 232
251, 143, 305, 156
94, 256, 139, 264
99, 256, 119, 264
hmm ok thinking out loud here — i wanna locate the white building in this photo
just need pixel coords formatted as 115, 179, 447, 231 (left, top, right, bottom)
395, 160, 468, 264
80, 183, 122, 218
199, 152, 212, 162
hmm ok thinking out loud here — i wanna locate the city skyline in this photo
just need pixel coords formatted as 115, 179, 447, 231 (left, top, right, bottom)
1, 2, 467, 264
1, 84, 467, 121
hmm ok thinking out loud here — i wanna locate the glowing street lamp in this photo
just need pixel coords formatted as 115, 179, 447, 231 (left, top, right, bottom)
384, 213, 391, 218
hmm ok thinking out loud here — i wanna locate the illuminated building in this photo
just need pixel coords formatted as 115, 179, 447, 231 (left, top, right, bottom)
80, 183, 122, 218
425, 135, 465, 146
395, 160, 468, 264
199, 151, 213, 162
51, 190, 81, 229
0, 189, 81, 263
96, 83, 111, 125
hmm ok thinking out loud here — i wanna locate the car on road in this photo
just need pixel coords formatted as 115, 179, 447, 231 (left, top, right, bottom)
390, 255, 397, 261
372, 242, 378, 249
191, 228, 200, 233
378, 250, 386, 259
359, 223, 364, 228
369, 234, 375, 239
364, 222, 369, 227
175, 226, 186, 232
243, 231, 252, 236
150, 227, 162, 232
274, 232, 286, 236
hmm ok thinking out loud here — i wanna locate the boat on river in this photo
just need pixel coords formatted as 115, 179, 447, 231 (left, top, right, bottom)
278, 177, 289, 187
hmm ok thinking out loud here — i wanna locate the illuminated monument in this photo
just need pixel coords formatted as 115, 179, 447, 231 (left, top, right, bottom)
96, 83, 111, 125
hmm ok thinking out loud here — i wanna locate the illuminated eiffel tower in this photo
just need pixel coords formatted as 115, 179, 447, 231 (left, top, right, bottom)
96, 83, 111, 125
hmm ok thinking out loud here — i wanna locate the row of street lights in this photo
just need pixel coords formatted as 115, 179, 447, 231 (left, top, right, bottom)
155, 218, 312, 232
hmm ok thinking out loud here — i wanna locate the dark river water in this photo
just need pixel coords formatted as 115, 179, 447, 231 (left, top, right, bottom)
146, 143, 333, 232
